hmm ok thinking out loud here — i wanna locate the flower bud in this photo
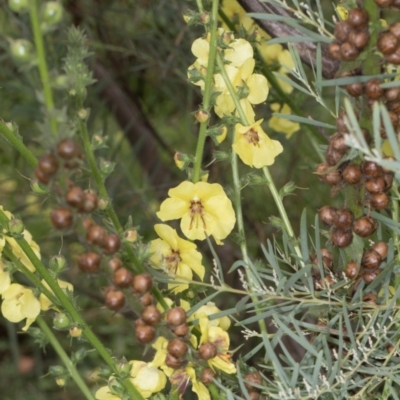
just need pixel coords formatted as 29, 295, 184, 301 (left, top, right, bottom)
332, 208, 354, 230
77, 108, 88, 120
9, 0, 29, 13
195, 110, 210, 123
108, 257, 122, 272
42, 1, 63, 25
124, 229, 138, 242
49, 254, 66, 274
174, 152, 186, 170
53, 312, 71, 330
200, 12, 210, 24
31, 180, 49, 194
116, 358, 131, 376
99, 158, 115, 177
10, 39, 33, 63
69, 326, 82, 338
8, 218, 24, 235
172, 323, 189, 337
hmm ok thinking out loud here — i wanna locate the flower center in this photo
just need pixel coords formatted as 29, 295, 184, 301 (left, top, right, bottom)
244, 128, 259, 146
189, 199, 206, 230
164, 249, 181, 274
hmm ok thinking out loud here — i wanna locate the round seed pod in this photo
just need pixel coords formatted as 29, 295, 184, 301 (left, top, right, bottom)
386, 343, 395, 353
336, 110, 348, 133
347, 8, 369, 29
385, 86, 400, 102
141, 305, 161, 326
248, 392, 261, 400
172, 323, 189, 337
385, 48, 400, 64
388, 111, 400, 128
333, 208, 354, 230
370, 192, 389, 210
388, 100, 400, 113
86, 225, 107, 246
340, 42, 360, 61
316, 248, 334, 270
134, 318, 146, 328
57, 138, 80, 160
365, 79, 384, 100
331, 229, 353, 248
362, 161, 383, 177
79, 191, 98, 213
35, 166, 50, 184
51, 208, 73, 229
330, 132, 349, 154
325, 169, 342, 185
108, 257, 122, 272
328, 42, 342, 60
363, 268, 381, 284
334, 21, 352, 43
318, 206, 337, 226
390, 21, 400, 38
166, 307, 187, 327
200, 368, 216, 385
244, 372, 263, 391
105, 289, 125, 311
315, 163, 330, 181
165, 353, 183, 369
102, 234, 121, 255
365, 176, 386, 193
198, 343, 217, 360
371, 241, 388, 260
66, 186, 84, 208
38, 154, 59, 175
378, 31, 398, 55
132, 273, 152, 294
82, 217, 94, 230
348, 29, 370, 49
362, 249, 382, 269
78, 252, 101, 273
325, 147, 343, 166
167, 338, 188, 359
353, 216, 378, 237
374, 0, 394, 6
345, 81, 364, 97
342, 164, 363, 184
345, 261, 359, 279
113, 267, 133, 288
384, 172, 394, 190
363, 293, 377, 305
135, 324, 155, 344
139, 292, 153, 307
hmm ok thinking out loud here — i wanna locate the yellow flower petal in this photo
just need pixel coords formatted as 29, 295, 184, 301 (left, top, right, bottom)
247, 74, 269, 104
192, 37, 210, 66
95, 386, 121, 400
157, 198, 188, 221
187, 367, 211, 400
130, 361, 167, 399
224, 38, 253, 67
1, 298, 24, 322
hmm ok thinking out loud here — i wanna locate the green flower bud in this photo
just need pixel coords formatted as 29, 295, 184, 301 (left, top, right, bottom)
77, 108, 88, 120
69, 326, 82, 338
7, 218, 24, 235
108, 378, 124, 395
53, 313, 71, 330
31, 180, 49, 195
115, 358, 131, 376
10, 39, 33, 63
98, 197, 110, 211
195, 110, 210, 123
41, 1, 63, 25
8, 0, 29, 13
49, 365, 66, 377
72, 348, 87, 363
49, 255, 66, 274
99, 158, 115, 177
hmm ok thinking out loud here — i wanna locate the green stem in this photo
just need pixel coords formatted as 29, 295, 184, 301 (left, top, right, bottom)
77, 119, 168, 310
0, 211, 144, 400
192, 0, 219, 183
208, 383, 221, 400
0, 121, 38, 167
29, 0, 58, 136
36, 317, 96, 400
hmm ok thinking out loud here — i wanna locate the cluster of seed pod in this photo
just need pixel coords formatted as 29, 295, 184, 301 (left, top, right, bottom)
377, 21, 400, 64
329, 8, 370, 61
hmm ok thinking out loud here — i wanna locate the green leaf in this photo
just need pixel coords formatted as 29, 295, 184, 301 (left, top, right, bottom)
272, 113, 336, 129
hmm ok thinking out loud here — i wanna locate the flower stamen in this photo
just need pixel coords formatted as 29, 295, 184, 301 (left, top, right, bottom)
189, 199, 206, 230
244, 128, 260, 146
164, 250, 181, 274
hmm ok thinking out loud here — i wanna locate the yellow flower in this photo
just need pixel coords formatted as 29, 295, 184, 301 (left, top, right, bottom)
0, 260, 10, 295
1, 283, 40, 331
215, 126, 228, 144
336, 5, 348, 21
233, 119, 283, 168
149, 224, 205, 293
170, 366, 211, 400
156, 181, 236, 245
95, 386, 121, 400
39, 279, 73, 311
191, 302, 231, 331
220, 0, 255, 33
156, 297, 191, 314
269, 103, 300, 139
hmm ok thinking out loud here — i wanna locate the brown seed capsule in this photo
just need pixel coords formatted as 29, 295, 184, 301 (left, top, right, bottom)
345, 81, 364, 97
363, 161, 383, 177
51, 208, 73, 229
378, 32, 398, 56
386, 343, 395, 353
79, 191, 98, 213
345, 261, 359, 279
336, 110, 348, 134
86, 225, 107, 246
365, 79, 384, 100
330, 132, 349, 154
363, 293, 377, 305
165, 353, 183, 369
353, 216, 378, 237
167, 338, 188, 358
388, 100, 400, 113
105, 289, 125, 311
318, 206, 337, 226
172, 323, 189, 337
102, 234, 121, 255
390, 22, 400, 39
340, 42, 360, 61
362, 249, 382, 269
78, 252, 101, 273
66, 186, 85, 208
371, 241, 389, 260
365, 176, 386, 194
331, 229, 353, 248
35, 166, 50, 184
370, 192, 389, 210
139, 292, 153, 307
132, 273, 153, 294
198, 343, 217, 360
135, 324, 155, 344
310, 248, 334, 270
347, 8, 369, 29
333, 208, 354, 230
57, 138, 80, 160
385, 86, 400, 102
141, 305, 161, 326
113, 267, 133, 288
315, 163, 330, 182
363, 268, 380, 284
166, 307, 187, 327
384, 172, 394, 190
374, 0, 394, 7
342, 164, 363, 184
38, 154, 59, 175
248, 392, 261, 400
334, 21, 352, 43
82, 217, 94, 230
386, 47, 400, 64
348, 29, 370, 49
328, 42, 342, 60
244, 372, 263, 391
325, 147, 344, 166
134, 318, 146, 329
200, 368, 216, 385
108, 257, 122, 272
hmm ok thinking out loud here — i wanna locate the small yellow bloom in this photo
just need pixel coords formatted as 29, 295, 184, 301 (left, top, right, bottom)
95, 385, 121, 400
150, 224, 205, 293
0, 260, 11, 294
233, 119, 283, 168
269, 103, 300, 139
1, 283, 40, 331
191, 302, 231, 331
336, 5, 348, 21
157, 181, 236, 244
39, 279, 73, 311
215, 126, 228, 144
